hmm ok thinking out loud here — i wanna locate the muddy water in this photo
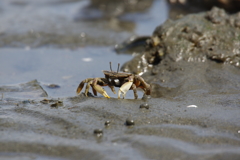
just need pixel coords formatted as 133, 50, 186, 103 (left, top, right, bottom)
1, 0, 240, 160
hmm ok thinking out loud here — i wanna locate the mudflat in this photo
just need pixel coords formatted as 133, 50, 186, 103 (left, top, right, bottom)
0, 1, 240, 160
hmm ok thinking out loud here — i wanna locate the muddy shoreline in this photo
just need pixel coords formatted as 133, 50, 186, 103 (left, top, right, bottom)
0, 74, 240, 159
0, 1, 240, 160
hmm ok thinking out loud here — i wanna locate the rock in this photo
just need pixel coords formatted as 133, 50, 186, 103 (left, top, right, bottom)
123, 7, 240, 73
121, 7, 240, 99
140, 103, 150, 109
0, 80, 48, 98
104, 120, 111, 126
125, 118, 135, 126
93, 129, 103, 137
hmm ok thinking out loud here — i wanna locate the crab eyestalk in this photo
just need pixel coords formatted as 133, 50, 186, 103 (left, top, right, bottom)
109, 62, 120, 73
109, 62, 113, 72
117, 63, 120, 73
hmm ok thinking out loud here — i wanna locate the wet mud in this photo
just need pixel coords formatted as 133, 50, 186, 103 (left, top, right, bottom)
0, 2, 240, 160
1, 80, 240, 159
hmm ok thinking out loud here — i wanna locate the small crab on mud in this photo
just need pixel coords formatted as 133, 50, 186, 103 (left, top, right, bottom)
76, 62, 151, 99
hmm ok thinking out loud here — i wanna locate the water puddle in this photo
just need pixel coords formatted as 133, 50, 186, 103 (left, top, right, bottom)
0, 47, 139, 98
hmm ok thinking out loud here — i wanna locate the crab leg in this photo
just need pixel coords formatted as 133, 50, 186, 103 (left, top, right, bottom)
131, 84, 138, 99
76, 81, 84, 95
108, 84, 116, 94
76, 78, 93, 95
85, 82, 92, 97
135, 75, 151, 95
118, 76, 134, 99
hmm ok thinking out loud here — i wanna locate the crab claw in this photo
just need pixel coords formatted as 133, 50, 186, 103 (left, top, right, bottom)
118, 81, 133, 99
92, 84, 110, 98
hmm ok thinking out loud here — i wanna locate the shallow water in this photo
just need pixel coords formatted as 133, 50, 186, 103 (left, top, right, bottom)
0, 0, 168, 99
0, 48, 133, 98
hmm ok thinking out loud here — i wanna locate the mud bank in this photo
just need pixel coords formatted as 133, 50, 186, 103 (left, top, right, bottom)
0, 5, 240, 160
0, 80, 240, 159
121, 7, 240, 98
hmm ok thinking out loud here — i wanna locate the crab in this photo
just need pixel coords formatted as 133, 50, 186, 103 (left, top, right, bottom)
76, 62, 151, 99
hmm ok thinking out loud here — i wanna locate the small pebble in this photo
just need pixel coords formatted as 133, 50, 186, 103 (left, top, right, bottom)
22, 100, 30, 104
50, 103, 58, 108
41, 99, 49, 104
57, 100, 63, 105
140, 103, 150, 109
125, 118, 135, 126
104, 120, 111, 126
93, 129, 103, 137
47, 84, 60, 89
